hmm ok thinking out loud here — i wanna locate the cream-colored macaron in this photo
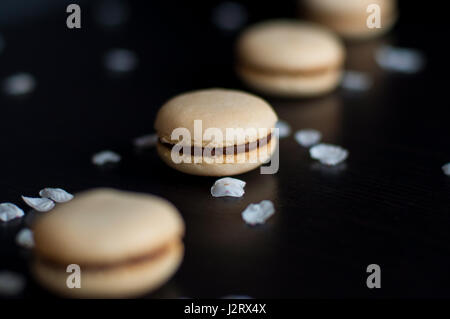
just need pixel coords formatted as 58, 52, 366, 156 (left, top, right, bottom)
301, 0, 398, 40
31, 188, 184, 298
154, 88, 278, 176
236, 20, 345, 97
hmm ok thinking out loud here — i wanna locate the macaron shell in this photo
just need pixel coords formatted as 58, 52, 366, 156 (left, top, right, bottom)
156, 138, 277, 176
33, 188, 184, 266
236, 20, 344, 73
32, 241, 184, 298
154, 88, 277, 148
238, 65, 342, 97
302, 0, 397, 39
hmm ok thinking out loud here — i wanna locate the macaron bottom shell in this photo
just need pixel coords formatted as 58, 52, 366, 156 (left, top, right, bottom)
238, 65, 343, 98
31, 241, 184, 299
156, 138, 277, 176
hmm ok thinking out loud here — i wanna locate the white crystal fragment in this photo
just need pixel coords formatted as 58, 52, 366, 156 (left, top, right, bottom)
310, 143, 348, 166
92, 150, 121, 166
275, 120, 291, 138
341, 71, 372, 91
2, 73, 36, 96
241, 200, 275, 225
104, 48, 138, 73
0, 203, 24, 222
375, 45, 425, 74
16, 228, 34, 249
442, 163, 450, 176
133, 133, 158, 148
295, 129, 322, 147
39, 188, 74, 203
211, 177, 246, 198
0, 271, 26, 296
212, 2, 247, 31
21, 196, 55, 212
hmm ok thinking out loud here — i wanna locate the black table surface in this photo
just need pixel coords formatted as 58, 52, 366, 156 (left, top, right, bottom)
1, 0, 450, 299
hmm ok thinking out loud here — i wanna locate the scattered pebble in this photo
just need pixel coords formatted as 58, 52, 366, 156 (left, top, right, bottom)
21, 196, 55, 212
2, 73, 36, 96
241, 200, 275, 226
294, 129, 322, 148
275, 120, 291, 138
0, 203, 24, 222
16, 228, 34, 249
442, 163, 450, 176
341, 71, 373, 91
375, 45, 425, 74
133, 133, 158, 149
310, 143, 348, 166
92, 150, 121, 166
211, 177, 246, 198
39, 188, 73, 203
104, 49, 138, 73
212, 1, 247, 32
94, 0, 130, 28
0, 271, 26, 296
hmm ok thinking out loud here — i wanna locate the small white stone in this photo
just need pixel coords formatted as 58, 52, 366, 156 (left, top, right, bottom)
275, 120, 291, 138
211, 177, 246, 198
0, 203, 24, 222
375, 45, 425, 74
310, 143, 348, 166
133, 133, 158, 148
2, 73, 36, 96
21, 196, 55, 212
104, 48, 138, 73
212, 1, 247, 31
241, 200, 275, 226
0, 271, 26, 296
16, 228, 34, 249
442, 163, 450, 176
92, 150, 121, 166
294, 129, 322, 147
341, 71, 372, 91
39, 188, 74, 203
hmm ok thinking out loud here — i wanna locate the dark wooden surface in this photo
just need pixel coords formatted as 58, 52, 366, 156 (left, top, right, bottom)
1, 0, 450, 298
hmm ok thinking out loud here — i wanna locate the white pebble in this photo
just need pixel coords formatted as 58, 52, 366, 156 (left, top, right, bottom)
16, 228, 34, 249
212, 2, 247, 31
2, 73, 36, 96
294, 129, 322, 147
0, 203, 24, 222
133, 133, 158, 148
310, 143, 348, 166
92, 150, 121, 166
211, 177, 246, 198
39, 188, 73, 203
0, 271, 26, 296
104, 49, 138, 73
242, 200, 275, 226
341, 71, 372, 91
275, 120, 291, 138
21, 196, 55, 212
375, 45, 425, 74
442, 163, 450, 176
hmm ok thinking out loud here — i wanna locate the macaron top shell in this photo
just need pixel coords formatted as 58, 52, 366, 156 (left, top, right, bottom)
237, 20, 344, 73
303, 0, 395, 16
33, 188, 184, 266
154, 88, 277, 148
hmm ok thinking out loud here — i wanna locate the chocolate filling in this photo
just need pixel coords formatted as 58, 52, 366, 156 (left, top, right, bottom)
37, 242, 175, 272
160, 133, 272, 157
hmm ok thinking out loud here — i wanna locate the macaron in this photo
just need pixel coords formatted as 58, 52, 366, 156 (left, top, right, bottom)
236, 20, 345, 97
31, 188, 184, 298
154, 88, 278, 176
301, 0, 398, 40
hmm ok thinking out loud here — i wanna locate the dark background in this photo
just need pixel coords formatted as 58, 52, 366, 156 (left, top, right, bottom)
1, 0, 450, 298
